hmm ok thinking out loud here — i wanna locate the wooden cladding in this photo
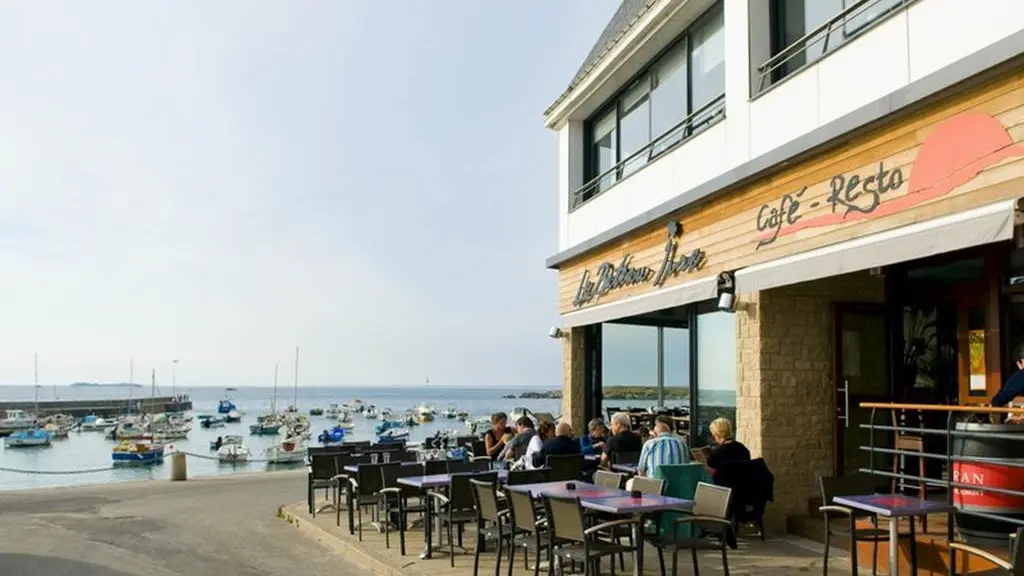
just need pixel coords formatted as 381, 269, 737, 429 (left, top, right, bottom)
559, 69, 1024, 315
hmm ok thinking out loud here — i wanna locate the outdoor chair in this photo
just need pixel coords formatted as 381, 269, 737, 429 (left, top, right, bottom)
450, 459, 492, 474
425, 459, 452, 475
542, 493, 637, 576
612, 451, 641, 466
646, 482, 733, 576
307, 453, 343, 516
428, 471, 499, 567
332, 453, 371, 526
950, 527, 1022, 575
594, 470, 626, 490
818, 474, 917, 576
546, 454, 583, 482
469, 478, 514, 576
506, 481, 568, 576
348, 461, 400, 540
506, 469, 550, 486
379, 463, 428, 555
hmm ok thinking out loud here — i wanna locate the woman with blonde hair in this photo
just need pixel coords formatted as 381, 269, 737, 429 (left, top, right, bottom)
705, 417, 750, 477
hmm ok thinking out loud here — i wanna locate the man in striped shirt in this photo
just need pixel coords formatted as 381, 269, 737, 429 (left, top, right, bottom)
637, 415, 688, 477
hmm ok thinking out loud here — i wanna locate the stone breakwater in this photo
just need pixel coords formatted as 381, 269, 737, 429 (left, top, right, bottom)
516, 386, 687, 401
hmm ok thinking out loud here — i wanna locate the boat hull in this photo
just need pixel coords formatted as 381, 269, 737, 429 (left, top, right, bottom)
112, 450, 164, 465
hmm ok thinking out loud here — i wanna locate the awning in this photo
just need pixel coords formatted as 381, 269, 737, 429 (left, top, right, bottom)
561, 276, 718, 328
735, 199, 1021, 294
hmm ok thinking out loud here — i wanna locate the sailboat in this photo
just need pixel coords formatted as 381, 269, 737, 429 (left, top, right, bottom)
112, 369, 165, 465
249, 363, 283, 435
6, 354, 52, 448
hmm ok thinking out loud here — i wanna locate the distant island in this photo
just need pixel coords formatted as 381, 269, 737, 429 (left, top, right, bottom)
69, 382, 143, 388
518, 386, 689, 400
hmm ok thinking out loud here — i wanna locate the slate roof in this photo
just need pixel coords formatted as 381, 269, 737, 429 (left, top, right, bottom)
545, 0, 659, 117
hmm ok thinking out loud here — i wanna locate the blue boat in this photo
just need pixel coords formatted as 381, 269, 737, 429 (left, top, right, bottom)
375, 420, 409, 442
317, 426, 346, 445
4, 428, 51, 448
112, 441, 165, 465
217, 399, 236, 414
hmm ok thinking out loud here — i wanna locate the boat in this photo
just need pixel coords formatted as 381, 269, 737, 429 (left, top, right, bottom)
218, 398, 237, 414
364, 405, 378, 419
225, 387, 239, 392
112, 440, 164, 465
4, 428, 51, 447
225, 410, 242, 423
0, 409, 34, 431
285, 405, 297, 413
79, 414, 115, 432
456, 410, 469, 420
196, 414, 214, 422
309, 406, 324, 416
42, 422, 69, 439
265, 435, 307, 464
324, 404, 342, 418
416, 405, 435, 424
217, 442, 250, 464
375, 420, 409, 442
402, 410, 418, 427
201, 416, 226, 428
110, 420, 153, 441
249, 418, 282, 435
509, 407, 537, 423
317, 426, 346, 445
379, 408, 393, 420
441, 407, 459, 419
209, 434, 243, 450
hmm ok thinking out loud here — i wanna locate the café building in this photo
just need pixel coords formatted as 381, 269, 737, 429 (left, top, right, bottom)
544, 0, 1024, 529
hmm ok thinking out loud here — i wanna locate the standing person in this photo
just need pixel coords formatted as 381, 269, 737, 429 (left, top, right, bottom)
636, 415, 688, 478
580, 418, 609, 455
601, 412, 643, 466
519, 420, 555, 470
499, 416, 537, 462
483, 412, 510, 461
704, 418, 750, 478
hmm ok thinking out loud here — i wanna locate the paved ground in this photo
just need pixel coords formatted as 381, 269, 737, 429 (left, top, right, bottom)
0, 470, 365, 576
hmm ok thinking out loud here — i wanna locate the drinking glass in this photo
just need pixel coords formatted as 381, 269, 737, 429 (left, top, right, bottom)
383, 452, 390, 463
371, 452, 379, 464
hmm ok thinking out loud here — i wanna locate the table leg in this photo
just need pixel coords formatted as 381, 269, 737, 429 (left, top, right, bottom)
419, 490, 433, 560
347, 487, 355, 535
888, 516, 899, 576
633, 515, 643, 576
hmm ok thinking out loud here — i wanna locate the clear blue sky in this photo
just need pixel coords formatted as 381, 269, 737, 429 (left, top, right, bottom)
0, 1, 621, 387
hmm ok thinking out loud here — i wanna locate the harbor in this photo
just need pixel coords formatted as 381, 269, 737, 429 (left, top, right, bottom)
0, 395, 192, 420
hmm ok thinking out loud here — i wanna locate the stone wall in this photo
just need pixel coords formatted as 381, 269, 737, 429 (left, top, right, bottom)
561, 326, 586, 433
737, 272, 885, 530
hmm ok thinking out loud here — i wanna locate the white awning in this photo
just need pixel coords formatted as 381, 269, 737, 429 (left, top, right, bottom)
735, 199, 1021, 294
561, 276, 718, 328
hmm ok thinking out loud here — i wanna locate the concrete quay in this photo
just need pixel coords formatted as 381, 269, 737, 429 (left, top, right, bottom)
284, 493, 856, 576
0, 470, 365, 575
0, 396, 192, 418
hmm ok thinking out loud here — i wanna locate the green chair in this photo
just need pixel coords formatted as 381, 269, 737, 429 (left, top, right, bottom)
654, 463, 712, 538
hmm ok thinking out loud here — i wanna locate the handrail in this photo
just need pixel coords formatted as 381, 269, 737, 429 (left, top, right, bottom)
571, 95, 725, 210
860, 402, 1024, 414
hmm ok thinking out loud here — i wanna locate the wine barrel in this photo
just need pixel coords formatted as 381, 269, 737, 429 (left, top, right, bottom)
952, 422, 1024, 544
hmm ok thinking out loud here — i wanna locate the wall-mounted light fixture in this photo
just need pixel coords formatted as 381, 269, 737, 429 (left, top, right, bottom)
716, 271, 736, 313
548, 326, 567, 339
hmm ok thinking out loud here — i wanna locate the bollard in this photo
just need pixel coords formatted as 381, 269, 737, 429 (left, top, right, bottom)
170, 452, 187, 481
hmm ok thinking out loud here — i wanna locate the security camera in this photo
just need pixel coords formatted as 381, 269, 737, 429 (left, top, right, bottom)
717, 292, 735, 313
548, 326, 564, 339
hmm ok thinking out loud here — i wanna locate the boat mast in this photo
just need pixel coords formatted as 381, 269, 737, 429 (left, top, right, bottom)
128, 356, 134, 414
33, 353, 38, 419
293, 346, 299, 409
272, 363, 278, 414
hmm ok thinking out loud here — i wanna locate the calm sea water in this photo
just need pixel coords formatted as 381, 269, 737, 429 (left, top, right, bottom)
0, 385, 562, 491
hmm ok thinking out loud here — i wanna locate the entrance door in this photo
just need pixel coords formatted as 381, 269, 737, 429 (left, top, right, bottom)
835, 304, 890, 476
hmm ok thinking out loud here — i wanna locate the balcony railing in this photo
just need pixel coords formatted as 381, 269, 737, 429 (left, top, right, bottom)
755, 0, 918, 96
857, 402, 1024, 561
570, 94, 726, 211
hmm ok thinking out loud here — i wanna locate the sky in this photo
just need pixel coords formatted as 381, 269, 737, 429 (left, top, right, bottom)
0, 1, 622, 388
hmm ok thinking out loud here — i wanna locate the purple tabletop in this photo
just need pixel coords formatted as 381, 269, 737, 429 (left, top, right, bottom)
582, 494, 693, 515
343, 461, 421, 473
397, 470, 508, 489
832, 494, 954, 517
505, 481, 624, 500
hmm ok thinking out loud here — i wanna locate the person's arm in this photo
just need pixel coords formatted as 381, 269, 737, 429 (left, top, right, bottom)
636, 441, 651, 477
484, 432, 504, 457
993, 371, 1024, 407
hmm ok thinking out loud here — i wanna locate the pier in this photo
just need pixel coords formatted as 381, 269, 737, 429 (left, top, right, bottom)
0, 395, 192, 418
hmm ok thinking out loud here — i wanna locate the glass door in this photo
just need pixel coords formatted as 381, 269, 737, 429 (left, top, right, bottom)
835, 304, 890, 476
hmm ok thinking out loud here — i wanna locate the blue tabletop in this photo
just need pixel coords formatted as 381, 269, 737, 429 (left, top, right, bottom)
833, 494, 954, 517
583, 494, 693, 515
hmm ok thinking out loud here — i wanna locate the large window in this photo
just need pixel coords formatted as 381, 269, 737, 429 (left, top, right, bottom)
578, 2, 725, 208
695, 310, 737, 447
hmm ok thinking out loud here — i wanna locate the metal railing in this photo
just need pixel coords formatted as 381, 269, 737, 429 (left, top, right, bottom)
857, 402, 1024, 558
755, 0, 916, 96
571, 94, 725, 210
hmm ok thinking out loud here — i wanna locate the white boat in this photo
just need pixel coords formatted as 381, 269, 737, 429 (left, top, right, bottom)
225, 410, 242, 423
378, 427, 409, 441
378, 408, 393, 420
364, 406, 378, 419
217, 442, 250, 464
201, 416, 226, 428
79, 415, 115, 432
265, 436, 307, 464
210, 434, 244, 450
441, 407, 459, 419
0, 409, 34, 431
4, 428, 51, 447
325, 403, 342, 418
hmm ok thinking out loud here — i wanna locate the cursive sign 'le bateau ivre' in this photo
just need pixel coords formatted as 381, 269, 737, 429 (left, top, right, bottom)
572, 221, 706, 309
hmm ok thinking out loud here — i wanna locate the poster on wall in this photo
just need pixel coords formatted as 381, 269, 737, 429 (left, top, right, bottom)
968, 329, 986, 392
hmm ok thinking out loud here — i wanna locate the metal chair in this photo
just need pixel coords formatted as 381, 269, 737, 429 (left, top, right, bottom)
612, 451, 641, 466
507, 485, 564, 576
546, 454, 583, 482
626, 476, 665, 496
449, 459, 491, 474
307, 453, 342, 516
469, 478, 514, 576
949, 527, 1022, 575
379, 463, 427, 555
428, 471, 499, 567
425, 459, 451, 475
348, 462, 401, 540
594, 470, 626, 490
506, 469, 550, 486
542, 494, 637, 576
647, 482, 733, 576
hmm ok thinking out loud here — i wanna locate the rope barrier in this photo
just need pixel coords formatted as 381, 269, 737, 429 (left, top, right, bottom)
0, 449, 289, 474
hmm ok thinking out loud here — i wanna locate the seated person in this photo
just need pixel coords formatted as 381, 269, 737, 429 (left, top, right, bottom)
533, 421, 580, 468
637, 415, 688, 478
518, 420, 555, 470
483, 412, 512, 461
601, 412, 643, 466
499, 416, 536, 462
580, 418, 609, 455
705, 417, 750, 477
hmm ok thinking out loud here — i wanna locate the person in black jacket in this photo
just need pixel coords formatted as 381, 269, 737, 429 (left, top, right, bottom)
533, 421, 580, 468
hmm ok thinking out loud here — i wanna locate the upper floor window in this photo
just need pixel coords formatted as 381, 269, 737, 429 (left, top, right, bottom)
576, 2, 725, 210
760, 0, 908, 92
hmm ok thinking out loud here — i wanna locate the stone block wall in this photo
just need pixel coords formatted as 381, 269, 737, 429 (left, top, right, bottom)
561, 326, 586, 433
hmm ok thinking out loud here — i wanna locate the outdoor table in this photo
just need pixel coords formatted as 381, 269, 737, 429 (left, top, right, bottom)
397, 470, 509, 560
504, 481, 623, 500
342, 461, 421, 474
832, 494, 953, 576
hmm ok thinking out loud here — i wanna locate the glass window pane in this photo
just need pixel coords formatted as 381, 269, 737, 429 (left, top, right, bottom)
690, 6, 725, 111
650, 41, 688, 156
601, 323, 659, 405
844, 0, 903, 37
772, 0, 843, 77
590, 109, 618, 194
695, 311, 737, 447
618, 79, 650, 178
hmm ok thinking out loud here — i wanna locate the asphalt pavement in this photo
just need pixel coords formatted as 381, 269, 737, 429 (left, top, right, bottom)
0, 470, 364, 576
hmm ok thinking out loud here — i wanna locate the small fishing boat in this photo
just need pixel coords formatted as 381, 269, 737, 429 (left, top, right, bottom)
110, 420, 153, 441
217, 442, 250, 464
79, 414, 115, 432
285, 405, 298, 413
309, 406, 324, 416
378, 407, 393, 420
364, 406, 378, 419
441, 407, 459, 419
375, 420, 409, 442
196, 414, 214, 422
42, 422, 69, 439
249, 414, 283, 436
317, 426, 346, 445
201, 416, 226, 428
218, 398, 237, 414
456, 410, 469, 420
225, 410, 242, 423
416, 405, 434, 424
5, 428, 51, 447
265, 436, 307, 464
402, 410, 418, 427
0, 409, 34, 431
112, 440, 164, 464
209, 434, 243, 450
324, 403, 342, 418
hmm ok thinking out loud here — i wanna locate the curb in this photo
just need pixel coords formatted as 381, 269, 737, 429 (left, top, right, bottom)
277, 504, 426, 576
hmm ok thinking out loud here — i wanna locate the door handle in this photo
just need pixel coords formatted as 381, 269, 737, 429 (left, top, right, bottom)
843, 380, 850, 428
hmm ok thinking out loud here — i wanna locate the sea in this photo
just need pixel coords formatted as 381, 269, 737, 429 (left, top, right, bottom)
0, 385, 563, 491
